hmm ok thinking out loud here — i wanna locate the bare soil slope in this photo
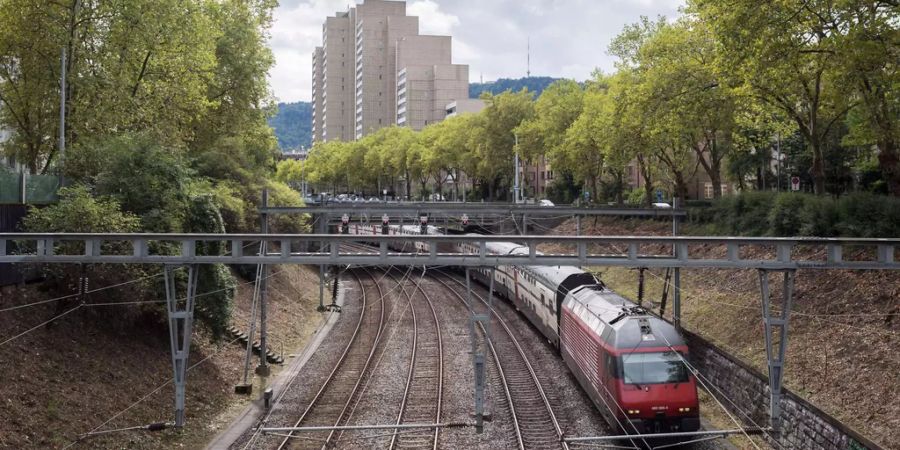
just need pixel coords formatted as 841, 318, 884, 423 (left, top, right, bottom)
0, 265, 323, 449
542, 217, 899, 449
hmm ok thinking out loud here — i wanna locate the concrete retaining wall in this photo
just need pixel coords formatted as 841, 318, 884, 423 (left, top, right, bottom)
684, 331, 882, 450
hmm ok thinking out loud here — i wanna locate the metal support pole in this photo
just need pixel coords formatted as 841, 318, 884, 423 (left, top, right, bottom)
514, 134, 520, 205
465, 268, 486, 433
759, 269, 795, 433
256, 189, 270, 376
318, 265, 326, 312
576, 215, 581, 236
521, 214, 527, 235
164, 264, 198, 428
672, 197, 681, 329
637, 267, 646, 308
59, 47, 66, 188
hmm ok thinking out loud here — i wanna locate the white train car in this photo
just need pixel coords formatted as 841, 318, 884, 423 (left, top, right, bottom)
459, 239, 596, 347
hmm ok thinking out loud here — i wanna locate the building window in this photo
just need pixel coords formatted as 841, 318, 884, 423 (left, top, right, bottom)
704, 183, 713, 199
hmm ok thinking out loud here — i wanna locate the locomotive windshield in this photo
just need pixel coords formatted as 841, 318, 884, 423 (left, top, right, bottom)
619, 351, 689, 384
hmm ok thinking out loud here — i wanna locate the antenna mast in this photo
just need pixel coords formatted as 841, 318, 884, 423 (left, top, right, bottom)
527, 36, 531, 78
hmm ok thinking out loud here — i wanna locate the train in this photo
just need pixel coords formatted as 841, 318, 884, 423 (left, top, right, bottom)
346, 223, 700, 438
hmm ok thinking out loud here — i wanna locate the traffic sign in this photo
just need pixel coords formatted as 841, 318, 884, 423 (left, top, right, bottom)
656, 189, 664, 202
791, 176, 800, 191
420, 215, 428, 225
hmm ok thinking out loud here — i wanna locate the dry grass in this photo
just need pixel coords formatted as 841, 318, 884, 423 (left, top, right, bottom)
0, 264, 325, 449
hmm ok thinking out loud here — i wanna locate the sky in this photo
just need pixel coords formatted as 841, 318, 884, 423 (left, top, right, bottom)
269, 0, 685, 103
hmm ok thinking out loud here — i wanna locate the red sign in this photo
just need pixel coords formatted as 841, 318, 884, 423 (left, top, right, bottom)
790, 176, 800, 191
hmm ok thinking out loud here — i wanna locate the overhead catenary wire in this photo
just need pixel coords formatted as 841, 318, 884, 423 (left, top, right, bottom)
655, 330, 772, 450
0, 303, 83, 347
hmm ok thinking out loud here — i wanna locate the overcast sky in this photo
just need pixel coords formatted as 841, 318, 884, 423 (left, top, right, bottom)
269, 0, 685, 103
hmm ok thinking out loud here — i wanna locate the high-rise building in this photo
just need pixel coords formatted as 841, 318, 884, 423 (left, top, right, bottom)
311, 0, 471, 143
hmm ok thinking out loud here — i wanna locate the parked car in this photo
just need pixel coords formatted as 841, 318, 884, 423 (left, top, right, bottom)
539, 199, 555, 207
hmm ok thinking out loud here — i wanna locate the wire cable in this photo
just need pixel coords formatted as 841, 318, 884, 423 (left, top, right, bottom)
0, 303, 83, 347
63, 335, 244, 449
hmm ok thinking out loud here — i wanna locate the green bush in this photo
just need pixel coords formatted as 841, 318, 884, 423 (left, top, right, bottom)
626, 189, 646, 206
834, 193, 900, 237
186, 195, 236, 340
768, 193, 807, 236
695, 191, 900, 237
22, 185, 147, 313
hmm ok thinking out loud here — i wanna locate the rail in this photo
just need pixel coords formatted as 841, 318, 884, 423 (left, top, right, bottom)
0, 233, 897, 270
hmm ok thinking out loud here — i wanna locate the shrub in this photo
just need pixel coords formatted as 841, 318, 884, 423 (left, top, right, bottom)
626, 189, 646, 206
768, 193, 807, 236
22, 186, 148, 320
696, 191, 900, 238
186, 195, 236, 340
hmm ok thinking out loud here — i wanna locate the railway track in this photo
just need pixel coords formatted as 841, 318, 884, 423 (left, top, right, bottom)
388, 268, 444, 450
276, 268, 387, 450
432, 269, 569, 450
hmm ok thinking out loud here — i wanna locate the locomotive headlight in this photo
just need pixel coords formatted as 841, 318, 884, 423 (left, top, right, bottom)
678, 407, 691, 412
627, 409, 640, 415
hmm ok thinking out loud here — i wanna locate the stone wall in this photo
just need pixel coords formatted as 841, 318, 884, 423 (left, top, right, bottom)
684, 331, 882, 450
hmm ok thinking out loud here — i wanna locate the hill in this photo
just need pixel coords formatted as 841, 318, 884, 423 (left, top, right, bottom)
269, 101, 312, 150
469, 76, 561, 98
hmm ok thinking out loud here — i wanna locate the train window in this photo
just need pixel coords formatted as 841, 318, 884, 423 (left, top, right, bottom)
606, 354, 617, 378
620, 352, 689, 384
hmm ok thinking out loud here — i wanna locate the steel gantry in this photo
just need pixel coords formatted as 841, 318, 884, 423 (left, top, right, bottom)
2, 232, 897, 436
268, 203, 686, 235
1, 233, 896, 269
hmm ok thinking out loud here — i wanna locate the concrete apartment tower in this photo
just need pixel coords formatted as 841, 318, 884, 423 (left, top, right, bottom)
311, 0, 470, 143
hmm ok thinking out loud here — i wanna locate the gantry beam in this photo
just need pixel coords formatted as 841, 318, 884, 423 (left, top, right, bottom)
263, 204, 687, 218
0, 233, 896, 270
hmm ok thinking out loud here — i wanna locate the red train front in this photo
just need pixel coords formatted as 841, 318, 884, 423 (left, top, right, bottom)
560, 285, 700, 438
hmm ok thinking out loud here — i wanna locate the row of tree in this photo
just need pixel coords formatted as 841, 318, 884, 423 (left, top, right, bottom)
284, 0, 897, 201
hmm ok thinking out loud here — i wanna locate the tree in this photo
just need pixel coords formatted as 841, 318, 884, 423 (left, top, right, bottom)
637, 19, 741, 198
828, 2, 900, 195
689, 0, 854, 195
0, 0, 278, 182
476, 90, 535, 200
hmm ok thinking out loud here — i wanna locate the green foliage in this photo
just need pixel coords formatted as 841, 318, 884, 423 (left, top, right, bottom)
767, 194, 808, 236
22, 185, 143, 294
626, 189, 646, 206
266, 180, 309, 234
88, 135, 194, 232
695, 192, 900, 237
186, 195, 235, 340
23, 185, 141, 234
0, 0, 277, 179
469, 77, 560, 98
269, 102, 312, 150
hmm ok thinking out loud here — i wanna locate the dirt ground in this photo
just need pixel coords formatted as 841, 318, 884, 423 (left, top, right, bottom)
541, 217, 899, 449
0, 264, 325, 450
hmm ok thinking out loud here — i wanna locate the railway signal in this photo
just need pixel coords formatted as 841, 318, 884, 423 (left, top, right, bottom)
420, 215, 428, 235
341, 213, 349, 234
382, 214, 389, 235
461, 214, 469, 227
